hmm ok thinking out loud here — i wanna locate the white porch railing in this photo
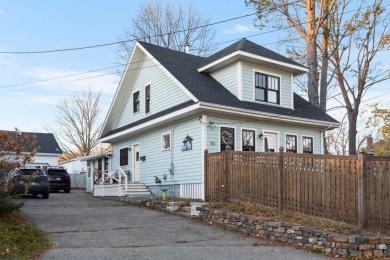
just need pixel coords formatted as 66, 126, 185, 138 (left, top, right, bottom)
93, 167, 129, 197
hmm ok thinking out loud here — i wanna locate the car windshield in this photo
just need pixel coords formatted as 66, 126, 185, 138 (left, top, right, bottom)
17, 169, 45, 176
48, 170, 68, 176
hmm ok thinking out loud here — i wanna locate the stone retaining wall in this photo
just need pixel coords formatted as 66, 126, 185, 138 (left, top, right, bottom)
133, 200, 390, 258
200, 208, 390, 258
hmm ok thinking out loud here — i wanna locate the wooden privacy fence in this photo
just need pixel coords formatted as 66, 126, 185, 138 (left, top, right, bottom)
204, 148, 390, 231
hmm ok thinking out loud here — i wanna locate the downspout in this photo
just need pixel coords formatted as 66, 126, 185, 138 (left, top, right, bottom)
169, 116, 198, 198
321, 124, 333, 154
170, 124, 181, 199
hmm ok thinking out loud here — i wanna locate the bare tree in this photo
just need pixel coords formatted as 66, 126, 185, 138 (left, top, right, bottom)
45, 90, 104, 161
117, 1, 216, 62
326, 117, 349, 155
246, 0, 334, 110
329, 0, 390, 155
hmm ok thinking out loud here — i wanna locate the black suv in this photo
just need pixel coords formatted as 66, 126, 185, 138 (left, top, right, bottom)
8, 167, 50, 199
46, 168, 71, 193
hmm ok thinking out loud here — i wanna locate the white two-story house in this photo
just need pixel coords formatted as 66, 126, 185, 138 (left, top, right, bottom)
99, 39, 339, 199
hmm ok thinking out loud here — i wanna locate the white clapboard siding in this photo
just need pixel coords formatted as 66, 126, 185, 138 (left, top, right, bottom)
180, 183, 203, 199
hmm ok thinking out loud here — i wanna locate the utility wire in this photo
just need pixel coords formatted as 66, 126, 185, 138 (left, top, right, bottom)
0, 37, 297, 91
1, 0, 386, 91
0, 1, 299, 54
0, 1, 388, 99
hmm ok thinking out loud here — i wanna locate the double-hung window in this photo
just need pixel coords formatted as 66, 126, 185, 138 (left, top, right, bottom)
303, 136, 313, 154
242, 129, 255, 151
220, 127, 235, 151
286, 134, 297, 153
119, 148, 128, 166
133, 91, 140, 113
145, 85, 150, 113
255, 72, 280, 104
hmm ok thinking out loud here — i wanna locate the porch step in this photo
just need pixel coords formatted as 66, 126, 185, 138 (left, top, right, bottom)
124, 182, 152, 199
124, 188, 150, 192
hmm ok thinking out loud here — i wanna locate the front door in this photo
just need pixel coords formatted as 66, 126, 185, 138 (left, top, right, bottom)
264, 133, 278, 152
133, 144, 140, 182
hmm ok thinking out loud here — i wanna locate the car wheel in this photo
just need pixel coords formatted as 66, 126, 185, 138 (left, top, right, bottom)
64, 188, 70, 193
42, 193, 49, 199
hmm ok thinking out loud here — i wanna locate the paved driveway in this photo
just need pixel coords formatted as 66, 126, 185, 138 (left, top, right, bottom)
20, 191, 326, 260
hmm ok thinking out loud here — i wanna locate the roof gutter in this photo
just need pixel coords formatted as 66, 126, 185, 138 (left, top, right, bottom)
198, 102, 340, 129
99, 103, 201, 143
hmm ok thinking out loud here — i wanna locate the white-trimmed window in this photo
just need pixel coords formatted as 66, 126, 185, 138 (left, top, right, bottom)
255, 72, 280, 104
161, 133, 171, 151
145, 85, 150, 114
220, 127, 235, 151
133, 91, 140, 113
286, 134, 297, 153
242, 129, 255, 151
303, 136, 313, 154
263, 132, 278, 153
119, 148, 128, 166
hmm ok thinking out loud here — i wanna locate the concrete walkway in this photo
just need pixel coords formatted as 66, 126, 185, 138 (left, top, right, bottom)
20, 190, 326, 260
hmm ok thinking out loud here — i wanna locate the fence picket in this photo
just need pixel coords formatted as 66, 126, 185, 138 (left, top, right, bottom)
204, 150, 390, 231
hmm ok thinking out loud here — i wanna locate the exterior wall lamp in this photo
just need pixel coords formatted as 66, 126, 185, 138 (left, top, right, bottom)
258, 132, 264, 140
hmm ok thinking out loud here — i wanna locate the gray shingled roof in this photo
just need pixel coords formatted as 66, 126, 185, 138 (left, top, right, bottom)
199, 38, 306, 69
1, 131, 62, 154
138, 40, 338, 124
102, 101, 195, 138
31, 132, 62, 154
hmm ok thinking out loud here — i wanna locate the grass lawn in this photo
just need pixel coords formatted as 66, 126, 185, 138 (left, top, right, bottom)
0, 211, 51, 259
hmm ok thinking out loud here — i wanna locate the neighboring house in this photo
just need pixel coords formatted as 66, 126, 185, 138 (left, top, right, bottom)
59, 158, 87, 174
366, 135, 390, 156
0, 131, 62, 168
98, 38, 339, 199
25, 132, 62, 168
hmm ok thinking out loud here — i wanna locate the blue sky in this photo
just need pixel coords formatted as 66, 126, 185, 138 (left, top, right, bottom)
0, 0, 388, 134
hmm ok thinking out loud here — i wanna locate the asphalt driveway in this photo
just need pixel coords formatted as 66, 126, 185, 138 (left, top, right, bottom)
20, 190, 326, 260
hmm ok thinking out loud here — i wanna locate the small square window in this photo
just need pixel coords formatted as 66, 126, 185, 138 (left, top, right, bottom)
162, 133, 171, 150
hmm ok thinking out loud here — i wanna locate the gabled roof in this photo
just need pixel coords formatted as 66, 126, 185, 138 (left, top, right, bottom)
199, 38, 305, 69
101, 40, 338, 140
1, 131, 62, 154
197, 38, 307, 75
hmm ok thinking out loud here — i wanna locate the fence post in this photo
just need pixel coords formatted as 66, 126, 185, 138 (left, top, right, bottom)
358, 148, 367, 230
204, 149, 208, 201
278, 146, 284, 212
224, 151, 229, 202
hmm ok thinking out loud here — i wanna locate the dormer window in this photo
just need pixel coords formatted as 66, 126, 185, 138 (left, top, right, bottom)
255, 72, 280, 104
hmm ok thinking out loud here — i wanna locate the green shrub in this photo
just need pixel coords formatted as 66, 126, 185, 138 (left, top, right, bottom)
0, 196, 23, 217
